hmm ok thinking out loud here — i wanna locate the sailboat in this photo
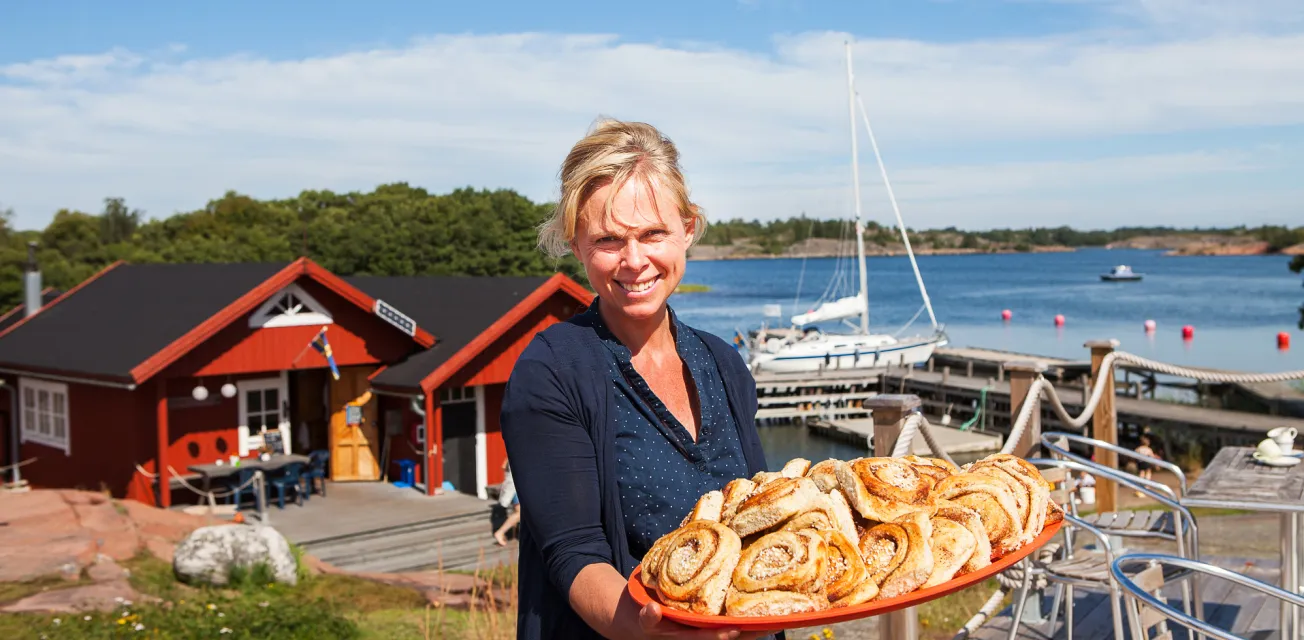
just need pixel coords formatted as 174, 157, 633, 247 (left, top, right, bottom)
746, 43, 948, 374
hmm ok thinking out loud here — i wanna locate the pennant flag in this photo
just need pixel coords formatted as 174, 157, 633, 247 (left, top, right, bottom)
311, 327, 340, 380
733, 329, 747, 350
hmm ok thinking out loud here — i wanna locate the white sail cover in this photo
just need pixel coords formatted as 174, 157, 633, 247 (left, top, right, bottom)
791, 295, 864, 326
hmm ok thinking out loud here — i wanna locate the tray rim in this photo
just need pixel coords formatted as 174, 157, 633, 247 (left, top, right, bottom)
628, 519, 1063, 631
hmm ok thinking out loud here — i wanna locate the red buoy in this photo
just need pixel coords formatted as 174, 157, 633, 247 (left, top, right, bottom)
1182, 325, 1195, 340
1001, 309, 1012, 321
1280, 332, 1292, 350
1144, 319, 1156, 332
1054, 314, 1065, 327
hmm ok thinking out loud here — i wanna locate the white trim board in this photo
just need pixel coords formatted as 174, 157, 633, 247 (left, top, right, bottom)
475, 385, 487, 500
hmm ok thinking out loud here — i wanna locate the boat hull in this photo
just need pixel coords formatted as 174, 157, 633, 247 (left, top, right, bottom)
749, 332, 947, 374
1100, 274, 1143, 281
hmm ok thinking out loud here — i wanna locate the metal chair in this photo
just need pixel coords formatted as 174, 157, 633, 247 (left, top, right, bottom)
1113, 552, 1304, 640
223, 467, 260, 508
1003, 457, 1202, 640
1042, 431, 1191, 543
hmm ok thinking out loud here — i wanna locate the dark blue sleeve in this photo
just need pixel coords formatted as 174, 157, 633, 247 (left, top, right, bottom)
501, 342, 613, 599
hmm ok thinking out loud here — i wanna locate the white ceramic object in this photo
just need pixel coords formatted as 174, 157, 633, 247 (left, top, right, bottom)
1269, 426, 1298, 454
1255, 455, 1302, 468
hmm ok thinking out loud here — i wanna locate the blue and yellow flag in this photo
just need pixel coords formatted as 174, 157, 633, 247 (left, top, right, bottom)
311, 327, 340, 380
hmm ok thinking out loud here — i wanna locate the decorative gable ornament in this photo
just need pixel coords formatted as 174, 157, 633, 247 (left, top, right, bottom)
249, 283, 333, 328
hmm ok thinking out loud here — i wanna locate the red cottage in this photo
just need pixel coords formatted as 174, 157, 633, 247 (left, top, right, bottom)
0, 258, 589, 507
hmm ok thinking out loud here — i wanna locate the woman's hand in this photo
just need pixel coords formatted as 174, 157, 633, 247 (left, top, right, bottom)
637, 602, 771, 640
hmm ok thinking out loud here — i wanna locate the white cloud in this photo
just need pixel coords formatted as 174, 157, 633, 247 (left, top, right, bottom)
0, 19, 1302, 230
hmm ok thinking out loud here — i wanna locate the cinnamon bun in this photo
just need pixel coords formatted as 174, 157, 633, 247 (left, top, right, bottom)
731, 529, 829, 599
780, 458, 813, 478
729, 476, 822, 538
724, 589, 827, 617
901, 455, 960, 490
806, 459, 844, 492
932, 500, 991, 574
920, 518, 977, 589
836, 457, 933, 523
969, 456, 1049, 551
931, 473, 1023, 557
820, 530, 879, 607
720, 478, 758, 524
859, 515, 934, 600
641, 521, 742, 615
681, 490, 725, 526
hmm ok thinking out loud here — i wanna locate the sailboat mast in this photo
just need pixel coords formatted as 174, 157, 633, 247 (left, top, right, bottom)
845, 42, 870, 335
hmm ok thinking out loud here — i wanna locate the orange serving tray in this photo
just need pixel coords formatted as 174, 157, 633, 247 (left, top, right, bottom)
628, 520, 1062, 632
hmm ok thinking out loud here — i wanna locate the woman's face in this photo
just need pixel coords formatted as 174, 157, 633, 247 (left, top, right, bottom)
571, 177, 692, 325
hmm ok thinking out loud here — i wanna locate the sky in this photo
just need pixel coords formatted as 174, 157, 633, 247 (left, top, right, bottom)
1, 0, 1302, 232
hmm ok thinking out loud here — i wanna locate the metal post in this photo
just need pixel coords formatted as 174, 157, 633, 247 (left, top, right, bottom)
866, 394, 921, 640
1005, 361, 1047, 458
1087, 339, 1121, 515
256, 471, 269, 526
966, 361, 974, 378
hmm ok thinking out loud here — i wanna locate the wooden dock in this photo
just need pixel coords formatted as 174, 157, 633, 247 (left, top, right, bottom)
261, 482, 515, 573
971, 555, 1284, 639
808, 417, 1002, 461
881, 368, 1304, 451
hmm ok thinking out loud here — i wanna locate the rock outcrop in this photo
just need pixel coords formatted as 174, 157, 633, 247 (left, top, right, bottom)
173, 524, 298, 587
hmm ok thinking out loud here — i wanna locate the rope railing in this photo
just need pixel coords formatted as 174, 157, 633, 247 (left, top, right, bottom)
134, 464, 263, 501
0, 457, 36, 474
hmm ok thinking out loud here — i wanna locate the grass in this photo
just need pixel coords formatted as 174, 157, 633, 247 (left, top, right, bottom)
918, 579, 1008, 640
0, 573, 90, 607
0, 551, 515, 640
674, 283, 711, 293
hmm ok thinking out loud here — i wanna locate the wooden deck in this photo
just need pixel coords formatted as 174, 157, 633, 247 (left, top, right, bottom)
882, 369, 1304, 438
252, 482, 516, 573
971, 556, 1285, 639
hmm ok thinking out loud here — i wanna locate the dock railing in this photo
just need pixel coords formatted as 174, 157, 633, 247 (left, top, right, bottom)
874, 341, 1304, 640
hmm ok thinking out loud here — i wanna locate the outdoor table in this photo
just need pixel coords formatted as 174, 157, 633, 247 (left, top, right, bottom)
187, 454, 312, 493
1182, 446, 1304, 638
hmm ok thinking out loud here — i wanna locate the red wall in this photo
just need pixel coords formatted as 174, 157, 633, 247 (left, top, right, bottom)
164, 278, 420, 379
7, 376, 142, 499
484, 383, 506, 486
379, 393, 426, 481
446, 293, 582, 389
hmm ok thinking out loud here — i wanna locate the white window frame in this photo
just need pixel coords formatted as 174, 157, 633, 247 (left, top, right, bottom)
19, 377, 71, 456
249, 283, 333, 329
236, 374, 291, 455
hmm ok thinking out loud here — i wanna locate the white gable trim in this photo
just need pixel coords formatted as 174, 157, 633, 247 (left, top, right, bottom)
249, 283, 334, 329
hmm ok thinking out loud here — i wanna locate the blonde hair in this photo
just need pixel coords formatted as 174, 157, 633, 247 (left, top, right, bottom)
538, 118, 707, 258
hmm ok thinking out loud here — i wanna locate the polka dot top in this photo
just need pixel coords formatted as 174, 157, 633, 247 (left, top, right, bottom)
586, 303, 750, 559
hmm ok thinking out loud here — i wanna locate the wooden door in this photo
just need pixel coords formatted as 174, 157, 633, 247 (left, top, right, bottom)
329, 366, 380, 481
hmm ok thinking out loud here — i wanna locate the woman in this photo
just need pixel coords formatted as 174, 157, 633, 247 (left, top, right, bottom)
501, 119, 776, 640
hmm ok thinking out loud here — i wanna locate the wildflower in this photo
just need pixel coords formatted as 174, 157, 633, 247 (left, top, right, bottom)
259, 601, 269, 607
207, 603, 217, 610
52, 619, 61, 625
118, 618, 127, 625
115, 597, 124, 604
220, 628, 232, 635
84, 616, 92, 621
135, 623, 145, 631
218, 612, 225, 618
823, 629, 835, 639
123, 600, 133, 606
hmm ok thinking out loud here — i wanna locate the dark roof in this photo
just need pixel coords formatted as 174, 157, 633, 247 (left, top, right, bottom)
347, 275, 552, 390
0, 289, 65, 334
0, 263, 289, 380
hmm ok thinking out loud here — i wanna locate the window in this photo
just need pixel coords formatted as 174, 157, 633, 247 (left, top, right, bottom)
237, 376, 291, 455
439, 386, 475, 404
249, 283, 333, 328
19, 378, 70, 455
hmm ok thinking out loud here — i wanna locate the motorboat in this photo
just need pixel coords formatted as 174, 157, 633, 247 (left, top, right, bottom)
1101, 265, 1143, 282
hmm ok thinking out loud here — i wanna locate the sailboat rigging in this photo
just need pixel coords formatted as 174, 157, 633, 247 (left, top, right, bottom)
745, 42, 948, 374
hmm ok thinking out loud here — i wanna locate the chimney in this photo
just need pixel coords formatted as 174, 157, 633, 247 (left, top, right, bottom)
24, 241, 41, 318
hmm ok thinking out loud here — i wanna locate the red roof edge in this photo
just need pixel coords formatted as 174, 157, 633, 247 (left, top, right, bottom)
130, 257, 438, 384
418, 272, 591, 393
0, 261, 125, 342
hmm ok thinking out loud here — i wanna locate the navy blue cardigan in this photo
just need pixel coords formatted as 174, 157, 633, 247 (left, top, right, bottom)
500, 309, 772, 640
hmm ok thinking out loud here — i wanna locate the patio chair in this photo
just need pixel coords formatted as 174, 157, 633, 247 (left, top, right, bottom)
304, 450, 329, 497
1113, 552, 1304, 640
223, 467, 260, 509
1003, 457, 1202, 640
1042, 431, 1190, 543
266, 462, 306, 509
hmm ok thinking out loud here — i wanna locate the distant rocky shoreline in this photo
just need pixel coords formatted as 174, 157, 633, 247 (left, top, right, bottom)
688, 235, 1304, 261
